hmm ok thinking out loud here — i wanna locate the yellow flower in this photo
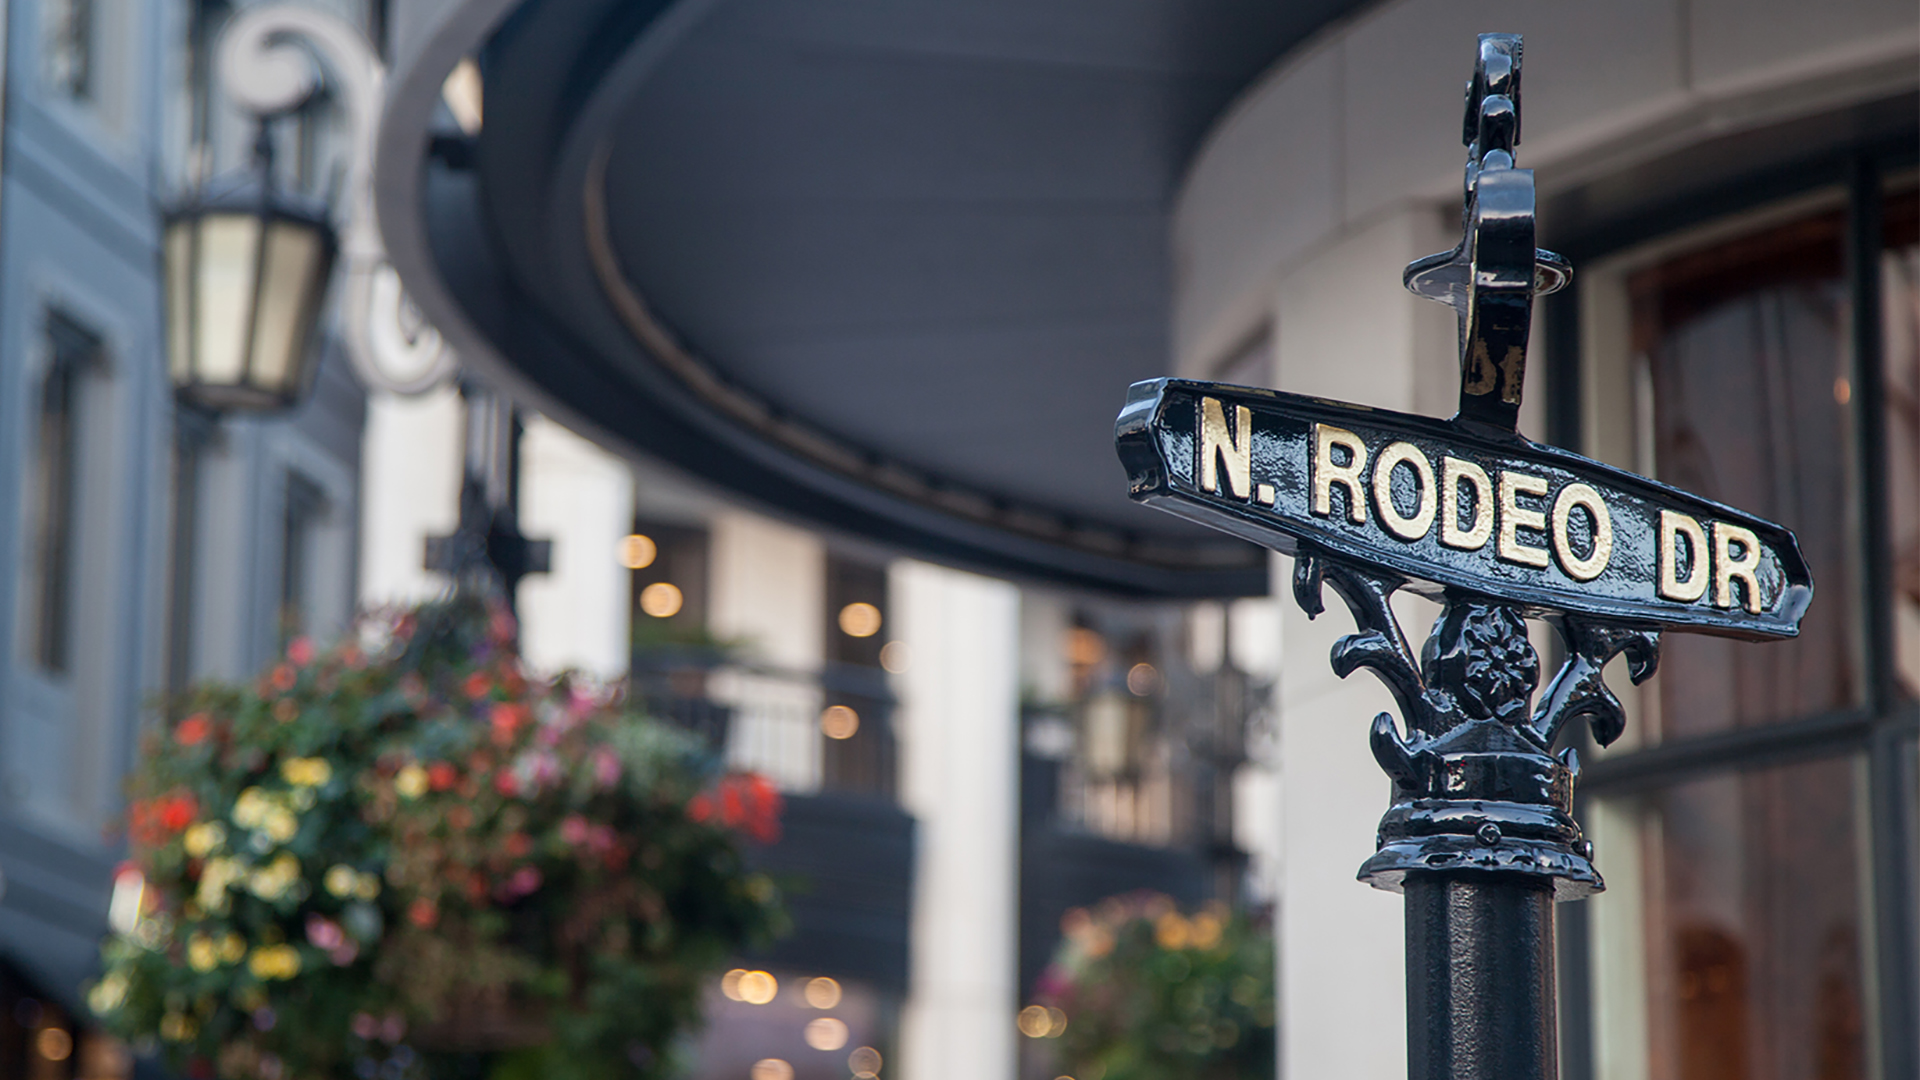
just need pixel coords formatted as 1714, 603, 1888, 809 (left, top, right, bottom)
262, 807, 299, 844
395, 763, 429, 800
249, 852, 302, 901
1189, 912, 1223, 950
280, 757, 332, 788
187, 934, 219, 972
218, 932, 247, 964
159, 1012, 198, 1041
197, 858, 245, 914
232, 787, 271, 830
354, 872, 381, 901
87, 973, 128, 1014
1155, 912, 1191, 950
247, 943, 301, 980
184, 821, 227, 857
324, 864, 359, 898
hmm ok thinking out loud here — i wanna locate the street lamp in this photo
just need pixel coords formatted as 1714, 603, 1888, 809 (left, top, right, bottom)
163, 132, 337, 413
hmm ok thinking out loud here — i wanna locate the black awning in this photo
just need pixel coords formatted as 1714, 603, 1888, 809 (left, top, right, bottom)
388, 0, 1367, 596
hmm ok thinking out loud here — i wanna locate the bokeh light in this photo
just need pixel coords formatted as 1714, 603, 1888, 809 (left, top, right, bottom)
848, 1047, 882, 1079
838, 602, 882, 638
804, 1017, 849, 1051
879, 640, 911, 673
35, 1028, 72, 1062
820, 705, 860, 740
1066, 627, 1106, 666
737, 970, 778, 1005
1126, 661, 1159, 696
750, 1059, 793, 1080
1017, 1004, 1052, 1038
638, 581, 683, 618
804, 976, 842, 1009
617, 533, 657, 569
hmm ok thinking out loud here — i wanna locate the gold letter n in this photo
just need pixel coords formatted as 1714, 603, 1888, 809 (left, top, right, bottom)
1198, 397, 1253, 499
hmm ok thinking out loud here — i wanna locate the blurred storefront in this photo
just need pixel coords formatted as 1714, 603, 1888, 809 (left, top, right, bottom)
369, 1, 1919, 1078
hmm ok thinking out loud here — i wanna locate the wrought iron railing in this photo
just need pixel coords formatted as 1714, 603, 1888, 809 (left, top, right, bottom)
630, 649, 898, 801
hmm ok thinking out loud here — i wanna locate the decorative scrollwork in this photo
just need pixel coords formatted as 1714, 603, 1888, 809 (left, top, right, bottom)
214, 4, 459, 396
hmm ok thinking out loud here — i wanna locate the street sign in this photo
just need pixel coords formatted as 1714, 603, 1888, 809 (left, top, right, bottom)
1116, 378, 1813, 640
1112, 34, 1811, 1080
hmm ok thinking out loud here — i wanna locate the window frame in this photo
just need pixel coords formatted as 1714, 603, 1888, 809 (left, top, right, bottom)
1547, 142, 1920, 1080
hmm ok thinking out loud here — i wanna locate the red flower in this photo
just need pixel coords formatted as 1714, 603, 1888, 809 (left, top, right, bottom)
157, 792, 198, 833
427, 762, 459, 792
490, 703, 528, 747
464, 672, 493, 700
174, 714, 212, 747
687, 794, 713, 823
408, 898, 438, 929
269, 665, 297, 692
503, 832, 532, 858
493, 770, 519, 798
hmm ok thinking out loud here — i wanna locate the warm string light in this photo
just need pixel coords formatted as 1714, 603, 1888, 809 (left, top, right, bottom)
617, 533, 657, 569
820, 705, 860, 740
638, 581, 683, 618
838, 602, 882, 638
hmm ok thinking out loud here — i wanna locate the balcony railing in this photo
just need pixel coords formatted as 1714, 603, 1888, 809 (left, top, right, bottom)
630, 648, 898, 801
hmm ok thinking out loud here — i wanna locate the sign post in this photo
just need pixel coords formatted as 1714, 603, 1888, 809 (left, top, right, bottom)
1115, 35, 1810, 1080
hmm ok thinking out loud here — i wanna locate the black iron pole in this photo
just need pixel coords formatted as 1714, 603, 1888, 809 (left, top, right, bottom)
1404, 876, 1556, 1080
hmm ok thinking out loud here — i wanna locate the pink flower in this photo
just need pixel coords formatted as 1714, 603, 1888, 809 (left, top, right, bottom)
306, 914, 345, 950
495, 865, 543, 901
286, 637, 315, 667
591, 748, 621, 788
560, 815, 590, 846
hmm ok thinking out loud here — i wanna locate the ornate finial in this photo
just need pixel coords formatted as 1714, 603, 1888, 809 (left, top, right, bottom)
1403, 33, 1570, 434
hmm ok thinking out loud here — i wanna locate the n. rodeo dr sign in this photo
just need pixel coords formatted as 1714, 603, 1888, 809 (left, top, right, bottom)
1116, 378, 1812, 640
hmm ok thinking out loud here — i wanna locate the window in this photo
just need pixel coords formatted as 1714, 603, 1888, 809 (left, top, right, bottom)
277, 472, 329, 650
1570, 169, 1919, 1080
43, 0, 94, 102
22, 312, 103, 676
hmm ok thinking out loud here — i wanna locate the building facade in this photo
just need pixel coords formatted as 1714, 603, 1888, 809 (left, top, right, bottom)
1171, 3, 1918, 1078
0, 0, 369, 1069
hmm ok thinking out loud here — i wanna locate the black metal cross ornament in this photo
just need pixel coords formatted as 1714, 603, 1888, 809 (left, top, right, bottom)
1114, 34, 1811, 1080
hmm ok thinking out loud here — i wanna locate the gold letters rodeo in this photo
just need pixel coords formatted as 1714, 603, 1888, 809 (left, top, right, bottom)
1115, 34, 1810, 901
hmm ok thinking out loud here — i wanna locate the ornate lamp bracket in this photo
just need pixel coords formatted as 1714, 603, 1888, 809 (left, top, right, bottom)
216, 3, 458, 395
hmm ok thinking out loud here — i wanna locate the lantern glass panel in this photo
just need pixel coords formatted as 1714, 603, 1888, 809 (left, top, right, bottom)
163, 221, 192, 385
192, 213, 262, 388
251, 220, 326, 397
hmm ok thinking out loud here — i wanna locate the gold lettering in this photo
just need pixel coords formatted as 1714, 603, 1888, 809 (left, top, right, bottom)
1497, 471, 1550, 567
1198, 397, 1253, 500
1658, 510, 1708, 602
1441, 457, 1493, 550
1311, 424, 1368, 524
1713, 522, 1765, 614
1550, 483, 1613, 581
1372, 442, 1435, 540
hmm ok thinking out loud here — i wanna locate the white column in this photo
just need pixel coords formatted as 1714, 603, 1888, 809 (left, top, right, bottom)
893, 560, 1020, 1080
517, 415, 634, 678
1267, 207, 1452, 1080
357, 385, 463, 608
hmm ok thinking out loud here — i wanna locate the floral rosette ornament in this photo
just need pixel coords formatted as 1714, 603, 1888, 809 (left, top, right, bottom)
91, 596, 787, 1080
1030, 893, 1275, 1080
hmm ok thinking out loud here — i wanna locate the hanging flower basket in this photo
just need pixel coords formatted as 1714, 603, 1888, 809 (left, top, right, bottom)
1030, 892, 1275, 1080
90, 596, 786, 1080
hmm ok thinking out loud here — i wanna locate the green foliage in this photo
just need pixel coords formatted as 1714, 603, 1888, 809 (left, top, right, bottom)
1032, 893, 1274, 1080
93, 595, 786, 1080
